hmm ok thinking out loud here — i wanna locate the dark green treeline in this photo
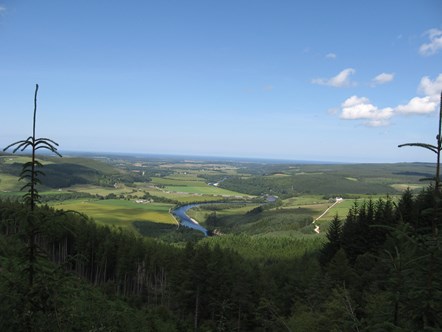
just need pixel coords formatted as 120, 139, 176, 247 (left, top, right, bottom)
1, 186, 441, 331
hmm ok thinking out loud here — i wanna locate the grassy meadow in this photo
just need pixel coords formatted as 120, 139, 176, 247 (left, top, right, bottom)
150, 175, 248, 196
67, 184, 140, 196
50, 199, 177, 231
0, 173, 23, 192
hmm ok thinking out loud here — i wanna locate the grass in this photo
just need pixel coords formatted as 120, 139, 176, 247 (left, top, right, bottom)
314, 200, 355, 222
50, 199, 176, 231
346, 177, 358, 181
143, 188, 228, 203
302, 203, 335, 217
282, 195, 328, 207
391, 183, 426, 191
0, 174, 23, 192
0, 191, 23, 198
1, 155, 54, 165
67, 184, 136, 196
163, 184, 244, 196
314, 194, 401, 223
280, 195, 339, 223
151, 176, 248, 196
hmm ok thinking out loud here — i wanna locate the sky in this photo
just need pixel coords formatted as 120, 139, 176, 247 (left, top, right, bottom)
1, 0, 442, 163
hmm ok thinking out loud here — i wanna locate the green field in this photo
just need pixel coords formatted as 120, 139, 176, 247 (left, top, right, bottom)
50, 199, 176, 230
162, 184, 244, 196
281, 195, 329, 207
281, 195, 349, 223
0, 173, 23, 192
151, 176, 248, 196
67, 184, 139, 196
143, 189, 226, 203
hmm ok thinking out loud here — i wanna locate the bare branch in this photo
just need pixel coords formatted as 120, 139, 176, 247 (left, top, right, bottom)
398, 143, 438, 154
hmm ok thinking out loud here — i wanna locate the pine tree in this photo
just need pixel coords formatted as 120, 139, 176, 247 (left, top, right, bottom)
3, 84, 62, 330
319, 214, 342, 267
392, 90, 442, 329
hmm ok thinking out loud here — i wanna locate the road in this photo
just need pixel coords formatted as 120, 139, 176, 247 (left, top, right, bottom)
312, 199, 343, 234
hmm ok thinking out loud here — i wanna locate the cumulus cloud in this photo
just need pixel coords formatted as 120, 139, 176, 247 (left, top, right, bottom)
419, 28, 442, 56
340, 96, 394, 126
396, 96, 436, 114
418, 74, 442, 99
312, 68, 356, 87
395, 74, 442, 114
336, 74, 442, 125
372, 72, 394, 86
325, 53, 336, 59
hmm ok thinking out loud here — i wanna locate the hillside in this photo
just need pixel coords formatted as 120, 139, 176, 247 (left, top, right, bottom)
216, 162, 434, 197
0, 154, 121, 188
1, 184, 441, 330
1, 153, 432, 240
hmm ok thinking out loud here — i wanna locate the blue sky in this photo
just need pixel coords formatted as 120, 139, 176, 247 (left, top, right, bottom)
1, 0, 441, 162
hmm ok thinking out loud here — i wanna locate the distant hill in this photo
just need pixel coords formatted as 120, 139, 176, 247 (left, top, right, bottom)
218, 163, 435, 197
0, 155, 121, 188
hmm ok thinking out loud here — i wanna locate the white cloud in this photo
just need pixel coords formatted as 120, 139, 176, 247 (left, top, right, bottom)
372, 72, 394, 86
325, 53, 336, 59
340, 95, 394, 126
312, 68, 355, 87
336, 73, 442, 125
419, 28, 442, 56
396, 74, 442, 114
418, 74, 442, 100
396, 96, 436, 114
0, 5, 5, 13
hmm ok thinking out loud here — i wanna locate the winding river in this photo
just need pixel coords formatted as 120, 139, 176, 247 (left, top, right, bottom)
172, 204, 209, 236
172, 201, 261, 236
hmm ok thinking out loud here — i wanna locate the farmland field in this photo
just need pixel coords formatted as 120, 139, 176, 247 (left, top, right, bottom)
66, 184, 144, 197
50, 199, 176, 230
150, 176, 248, 196
142, 189, 227, 203
0, 173, 23, 192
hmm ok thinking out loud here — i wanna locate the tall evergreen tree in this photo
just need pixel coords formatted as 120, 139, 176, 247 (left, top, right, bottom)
3, 84, 61, 330
319, 214, 342, 267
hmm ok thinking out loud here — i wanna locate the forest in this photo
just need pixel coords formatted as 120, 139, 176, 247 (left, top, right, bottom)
1, 182, 441, 331
1, 87, 441, 331
1, 154, 441, 331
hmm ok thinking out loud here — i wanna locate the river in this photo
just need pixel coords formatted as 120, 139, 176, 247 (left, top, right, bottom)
172, 204, 209, 236
172, 201, 260, 236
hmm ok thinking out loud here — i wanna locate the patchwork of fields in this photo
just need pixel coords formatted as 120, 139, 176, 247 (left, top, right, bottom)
0, 153, 431, 239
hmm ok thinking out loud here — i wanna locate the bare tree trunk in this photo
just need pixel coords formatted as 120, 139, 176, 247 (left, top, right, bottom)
194, 286, 200, 332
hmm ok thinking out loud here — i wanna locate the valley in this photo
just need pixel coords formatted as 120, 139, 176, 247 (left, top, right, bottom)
0, 152, 430, 242
1, 152, 440, 330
